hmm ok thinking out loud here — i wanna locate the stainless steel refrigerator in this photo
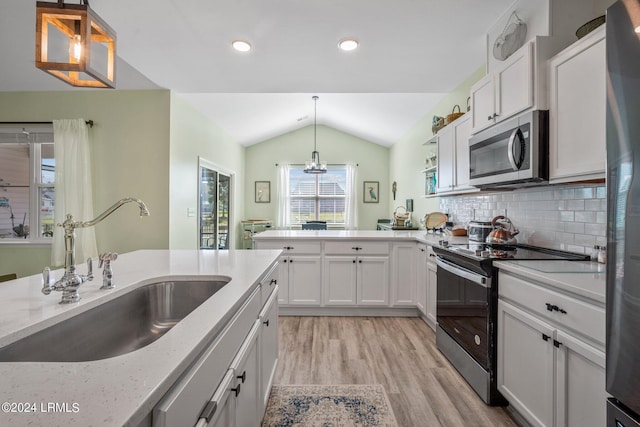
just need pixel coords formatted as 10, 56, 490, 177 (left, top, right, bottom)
607, 1, 640, 425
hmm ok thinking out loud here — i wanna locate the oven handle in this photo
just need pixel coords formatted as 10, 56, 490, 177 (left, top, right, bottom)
436, 257, 490, 288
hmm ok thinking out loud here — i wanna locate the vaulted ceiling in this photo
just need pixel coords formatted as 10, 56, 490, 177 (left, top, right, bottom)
0, 0, 513, 146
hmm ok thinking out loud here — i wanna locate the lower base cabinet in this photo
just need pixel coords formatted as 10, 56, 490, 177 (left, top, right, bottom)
416, 244, 427, 315
259, 291, 279, 413
154, 278, 279, 427
426, 260, 437, 330
497, 300, 606, 427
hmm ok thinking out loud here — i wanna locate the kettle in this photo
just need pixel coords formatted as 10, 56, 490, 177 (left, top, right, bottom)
486, 215, 519, 244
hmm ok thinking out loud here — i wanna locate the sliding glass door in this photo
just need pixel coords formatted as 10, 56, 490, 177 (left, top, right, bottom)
199, 159, 232, 250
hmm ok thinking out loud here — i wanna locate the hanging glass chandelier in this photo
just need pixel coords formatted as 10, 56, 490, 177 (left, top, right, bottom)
304, 96, 327, 174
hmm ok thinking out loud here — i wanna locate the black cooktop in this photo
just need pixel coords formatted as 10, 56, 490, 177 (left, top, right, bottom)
435, 242, 590, 262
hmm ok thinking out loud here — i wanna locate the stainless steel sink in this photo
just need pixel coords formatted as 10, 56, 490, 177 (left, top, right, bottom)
0, 279, 230, 362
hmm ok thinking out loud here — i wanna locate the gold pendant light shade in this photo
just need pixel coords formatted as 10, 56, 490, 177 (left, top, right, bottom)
35, 1, 116, 88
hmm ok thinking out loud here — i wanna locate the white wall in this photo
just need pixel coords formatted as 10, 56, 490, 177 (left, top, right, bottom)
244, 125, 390, 230
169, 94, 245, 249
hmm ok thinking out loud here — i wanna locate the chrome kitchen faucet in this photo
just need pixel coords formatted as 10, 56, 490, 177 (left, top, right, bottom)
42, 198, 150, 304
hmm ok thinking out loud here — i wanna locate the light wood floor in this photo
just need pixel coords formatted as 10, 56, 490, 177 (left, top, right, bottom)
273, 316, 519, 427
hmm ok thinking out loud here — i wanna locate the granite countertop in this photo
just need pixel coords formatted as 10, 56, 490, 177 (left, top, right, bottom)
252, 229, 469, 245
0, 249, 281, 426
494, 259, 606, 303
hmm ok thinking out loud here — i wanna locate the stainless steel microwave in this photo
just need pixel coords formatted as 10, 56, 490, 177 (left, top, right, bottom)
468, 110, 548, 188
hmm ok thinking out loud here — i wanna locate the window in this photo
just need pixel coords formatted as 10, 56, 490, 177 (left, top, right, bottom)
288, 166, 347, 225
0, 125, 55, 243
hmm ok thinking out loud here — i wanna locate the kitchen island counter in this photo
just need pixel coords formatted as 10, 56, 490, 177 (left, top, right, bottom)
0, 249, 281, 426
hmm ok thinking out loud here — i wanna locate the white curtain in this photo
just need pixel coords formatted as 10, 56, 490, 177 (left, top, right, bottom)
276, 163, 291, 229
344, 163, 358, 230
52, 119, 98, 267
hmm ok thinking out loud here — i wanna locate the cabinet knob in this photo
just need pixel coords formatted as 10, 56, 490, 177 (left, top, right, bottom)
237, 370, 246, 383
263, 319, 270, 327
542, 333, 550, 342
283, 259, 287, 263
231, 383, 241, 397
487, 115, 492, 121
353, 260, 356, 263
429, 254, 436, 258
359, 260, 362, 263
553, 339, 563, 348
269, 279, 277, 286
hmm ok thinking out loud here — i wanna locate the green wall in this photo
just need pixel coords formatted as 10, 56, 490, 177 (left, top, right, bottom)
169, 94, 246, 249
389, 67, 485, 225
244, 125, 390, 230
0, 90, 171, 277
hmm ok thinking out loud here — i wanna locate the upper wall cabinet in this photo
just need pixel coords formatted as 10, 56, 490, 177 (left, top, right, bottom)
473, 0, 604, 135
470, 41, 534, 134
548, 26, 606, 183
436, 115, 477, 195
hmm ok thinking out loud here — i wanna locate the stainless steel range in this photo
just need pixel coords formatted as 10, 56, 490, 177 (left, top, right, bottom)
432, 241, 589, 405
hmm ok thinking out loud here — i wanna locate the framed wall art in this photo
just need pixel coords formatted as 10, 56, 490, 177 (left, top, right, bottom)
363, 181, 379, 203
255, 181, 270, 203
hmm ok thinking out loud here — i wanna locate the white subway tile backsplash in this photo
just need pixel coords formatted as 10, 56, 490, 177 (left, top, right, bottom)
567, 200, 585, 211
565, 222, 585, 234
439, 184, 606, 255
575, 211, 596, 223
560, 211, 575, 222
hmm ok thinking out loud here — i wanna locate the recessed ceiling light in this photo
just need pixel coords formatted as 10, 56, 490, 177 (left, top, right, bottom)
232, 40, 252, 52
338, 38, 359, 51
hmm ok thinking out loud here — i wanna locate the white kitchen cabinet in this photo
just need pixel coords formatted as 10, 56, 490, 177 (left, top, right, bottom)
436, 115, 476, 195
357, 256, 390, 306
555, 330, 607, 427
391, 243, 417, 306
470, 41, 534, 134
157, 280, 277, 427
324, 256, 358, 305
323, 241, 390, 306
230, 321, 261, 427
416, 244, 428, 315
286, 256, 322, 305
253, 240, 322, 306
259, 289, 279, 417
549, 26, 605, 183
426, 246, 438, 330
206, 371, 235, 427
498, 300, 555, 427
436, 125, 455, 192
497, 270, 606, 427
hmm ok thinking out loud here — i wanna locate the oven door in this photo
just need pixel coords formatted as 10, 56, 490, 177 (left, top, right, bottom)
436, 257, 492, 369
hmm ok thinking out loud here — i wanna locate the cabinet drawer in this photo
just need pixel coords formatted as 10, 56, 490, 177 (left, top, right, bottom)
254, 240, 321, 254
259, 262, 278, 305
153, 286, 262, 427
499, 271, 604, 345
324, 241, 389, 255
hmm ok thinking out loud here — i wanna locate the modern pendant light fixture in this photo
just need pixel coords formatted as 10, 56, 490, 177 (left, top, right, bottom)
304, 96, 327, 174
35, 0, 116, 88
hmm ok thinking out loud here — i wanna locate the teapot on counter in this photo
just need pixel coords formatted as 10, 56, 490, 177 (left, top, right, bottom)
486, 215, 519, 244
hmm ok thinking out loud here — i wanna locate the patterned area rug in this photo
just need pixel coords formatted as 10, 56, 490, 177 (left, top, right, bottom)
262, 384, 398, 427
